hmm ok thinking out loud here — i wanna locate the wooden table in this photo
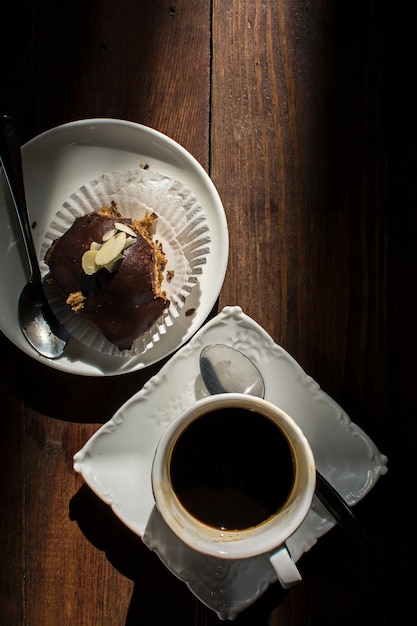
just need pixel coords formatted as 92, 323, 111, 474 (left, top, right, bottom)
1, 1, 414, 624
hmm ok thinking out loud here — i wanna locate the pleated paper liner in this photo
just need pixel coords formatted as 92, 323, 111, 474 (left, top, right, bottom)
40, 168, 210, 357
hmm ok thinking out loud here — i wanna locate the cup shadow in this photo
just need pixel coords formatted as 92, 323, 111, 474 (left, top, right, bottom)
69, 484, 197, 624
69, 484, 287, 625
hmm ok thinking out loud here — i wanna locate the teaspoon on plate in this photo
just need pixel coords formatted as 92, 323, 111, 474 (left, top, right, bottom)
0, 115, 69, 359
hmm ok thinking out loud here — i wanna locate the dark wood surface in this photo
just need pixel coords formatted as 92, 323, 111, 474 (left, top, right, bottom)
1, 1, 415, 624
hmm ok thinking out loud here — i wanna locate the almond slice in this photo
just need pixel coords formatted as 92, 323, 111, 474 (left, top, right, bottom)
82, 249, 99, 275
123, 236, 136, 250
115, 222, 137, 237
95, 231, 127, 265
90, 241, 101, 250
102, 228, 117, 242
96, 232, 126, 265
102, 253, 124, 272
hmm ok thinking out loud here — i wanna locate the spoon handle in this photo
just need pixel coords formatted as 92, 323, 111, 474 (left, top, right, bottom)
0, 115, 40, 282
315, 470, 367, 544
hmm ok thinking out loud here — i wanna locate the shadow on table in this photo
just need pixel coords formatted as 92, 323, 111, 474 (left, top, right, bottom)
69, 484, 286, 625
2, 299, 221, 425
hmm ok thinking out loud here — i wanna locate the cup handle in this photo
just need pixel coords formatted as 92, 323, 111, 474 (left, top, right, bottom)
269, 545, 302, 589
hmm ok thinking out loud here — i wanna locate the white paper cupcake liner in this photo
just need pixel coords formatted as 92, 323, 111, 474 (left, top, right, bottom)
40, 168, 211, 357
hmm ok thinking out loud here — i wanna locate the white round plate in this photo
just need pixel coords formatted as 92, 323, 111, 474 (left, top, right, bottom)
0, 119, 228, 376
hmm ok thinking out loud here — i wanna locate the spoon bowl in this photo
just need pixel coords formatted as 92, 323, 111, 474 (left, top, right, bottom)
0, 115, 70, 358
199, 343, 367, 544
200, 344, 265, 397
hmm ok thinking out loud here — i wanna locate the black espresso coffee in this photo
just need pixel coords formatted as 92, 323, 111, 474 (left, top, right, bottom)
169, 407, 295, 530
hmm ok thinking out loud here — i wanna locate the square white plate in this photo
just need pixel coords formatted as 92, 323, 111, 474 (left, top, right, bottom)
73, 306, 388, 618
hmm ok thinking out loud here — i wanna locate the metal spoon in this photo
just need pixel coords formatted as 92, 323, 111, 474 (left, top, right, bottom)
0, 115, 70, 358
200, 343, 367, 544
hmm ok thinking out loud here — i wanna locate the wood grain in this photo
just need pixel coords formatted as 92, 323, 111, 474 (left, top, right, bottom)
1, 0, 415, 624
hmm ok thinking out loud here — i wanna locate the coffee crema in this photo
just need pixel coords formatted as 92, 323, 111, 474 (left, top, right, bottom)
169, 407, 295, 531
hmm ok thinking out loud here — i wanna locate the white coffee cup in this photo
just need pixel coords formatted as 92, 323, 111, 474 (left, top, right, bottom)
151, 393, 316, 588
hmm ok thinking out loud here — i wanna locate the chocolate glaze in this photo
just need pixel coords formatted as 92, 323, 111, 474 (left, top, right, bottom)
44, 212, 169, 350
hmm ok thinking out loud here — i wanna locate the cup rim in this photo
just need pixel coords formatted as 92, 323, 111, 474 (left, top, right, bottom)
151, 393, 316, 560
